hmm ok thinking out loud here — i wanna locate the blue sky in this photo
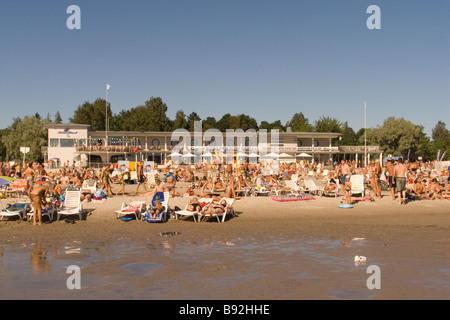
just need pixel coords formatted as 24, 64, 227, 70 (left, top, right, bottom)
0, 0, 449, 136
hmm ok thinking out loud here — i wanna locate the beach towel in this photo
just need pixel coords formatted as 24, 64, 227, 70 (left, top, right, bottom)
151, 192, 164, 207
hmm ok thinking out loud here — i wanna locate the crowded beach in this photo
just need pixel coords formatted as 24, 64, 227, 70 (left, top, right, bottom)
1, 157, 449, 225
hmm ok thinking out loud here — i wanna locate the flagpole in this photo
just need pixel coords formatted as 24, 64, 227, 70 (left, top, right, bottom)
364, 101, 367, 167
105, 84, 110, 147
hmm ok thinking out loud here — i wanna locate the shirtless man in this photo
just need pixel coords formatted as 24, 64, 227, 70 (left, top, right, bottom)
339, 160, 350, 190
30, 183, 51, 226
393, 159, 407, 205
428, 178, 444, 200
385, 158, 396, 200
413, 179, 430, 200
23, 162, 35, 195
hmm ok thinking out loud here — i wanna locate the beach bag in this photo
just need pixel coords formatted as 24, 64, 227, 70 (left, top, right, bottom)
94, 190, 106, 198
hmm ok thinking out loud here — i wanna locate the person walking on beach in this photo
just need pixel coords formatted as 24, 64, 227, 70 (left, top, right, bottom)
100, 164, 113, 196
385, 158, 396, 200
135, 161, 148, 195
394, 159, 407, 205
30, 183, 51, 226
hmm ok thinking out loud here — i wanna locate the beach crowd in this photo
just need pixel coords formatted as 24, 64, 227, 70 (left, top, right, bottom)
1, 157, 449, 203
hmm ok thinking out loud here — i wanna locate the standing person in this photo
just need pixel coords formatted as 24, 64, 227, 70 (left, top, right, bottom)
385, 158, 396, 200
30, 183, 51, 226
394, 158, 407, 205
344, 176, 352, 204
340, 160, 350, 191
135, 161, 148, 195
115, 172, 125, 196
100, 164, 113, 196
23, 162, 35, 195
370, 160, 382, 199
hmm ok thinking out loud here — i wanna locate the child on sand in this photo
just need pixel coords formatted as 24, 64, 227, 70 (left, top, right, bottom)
344, 176, 352, 204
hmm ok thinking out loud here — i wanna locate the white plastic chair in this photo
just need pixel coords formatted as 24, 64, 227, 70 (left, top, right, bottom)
57, 190, 83, 221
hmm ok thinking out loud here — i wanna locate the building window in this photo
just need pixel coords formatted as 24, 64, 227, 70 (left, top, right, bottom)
50, 139, 59, 147
297, 139, 302, 147
152, 139, 160, 147
60, 139, 75, 148
314, 140, 319, 147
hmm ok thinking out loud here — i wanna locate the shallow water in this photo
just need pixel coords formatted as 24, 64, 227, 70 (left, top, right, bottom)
0, 234, 448, 300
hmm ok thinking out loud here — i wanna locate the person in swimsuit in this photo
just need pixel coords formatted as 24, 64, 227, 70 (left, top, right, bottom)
163, 171, 177, 197
187, 197, 202, 212
100, 164, 113, 196
201, 197, 228, 217
370, 160, 382, 199
393, 159, 407, 205
135, 161, 148, 195
30, 183, 51, 226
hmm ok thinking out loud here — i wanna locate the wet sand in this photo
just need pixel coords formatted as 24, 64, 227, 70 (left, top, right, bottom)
1, 182, 449, 300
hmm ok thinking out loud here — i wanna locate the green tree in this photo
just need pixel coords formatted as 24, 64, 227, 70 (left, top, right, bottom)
362, 117, 423, 156
431, 121, 450, 142
119, 97, 171, 132
172, 110, 188, 130
70, 98, 112, 131
313, 116, 342, 133
1, 116, 50, 162
187, 112, 201, 132
202, 116, 217, 131
286, 112, 313, 132
337, 122, 357, 146
54, 111, 63, 124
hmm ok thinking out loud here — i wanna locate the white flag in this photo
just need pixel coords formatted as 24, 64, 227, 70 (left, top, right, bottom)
106, 84, 111, 90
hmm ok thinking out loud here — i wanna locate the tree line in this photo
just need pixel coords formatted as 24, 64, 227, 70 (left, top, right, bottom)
0, 97, 449, 163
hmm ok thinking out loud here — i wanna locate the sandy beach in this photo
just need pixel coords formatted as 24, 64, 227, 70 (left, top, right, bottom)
1, 182, 449, 300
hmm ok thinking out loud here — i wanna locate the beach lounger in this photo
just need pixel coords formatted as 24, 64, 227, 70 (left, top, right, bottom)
82, 179, 97, 194
199, 197, 234, 223
27, 205, 55, 223
57, 190, 83, 221
0, 202, 30, 221
174, 197, 213, 222
304, 179, 324, 196
284, 179, 303, 194
143, 191, 169, 223
115, 200, 146, 220
350, 175, 365, 196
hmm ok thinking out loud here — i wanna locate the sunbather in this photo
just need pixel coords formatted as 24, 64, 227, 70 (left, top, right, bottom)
148, 200, 164, 219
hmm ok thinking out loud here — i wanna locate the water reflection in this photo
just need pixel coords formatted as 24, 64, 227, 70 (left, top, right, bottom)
30, 241, 51, 274
0, 235, 447, 300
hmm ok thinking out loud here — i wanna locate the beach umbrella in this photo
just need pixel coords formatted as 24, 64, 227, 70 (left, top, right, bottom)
297, 153, 313, 158
279, 153, 293, 158
0, 178, 13, 186
202, 152, 212, 157
181, 152, 194, 157
265, 152, 279, 158
248, 153, 260, 157
168, 152, 182, 157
